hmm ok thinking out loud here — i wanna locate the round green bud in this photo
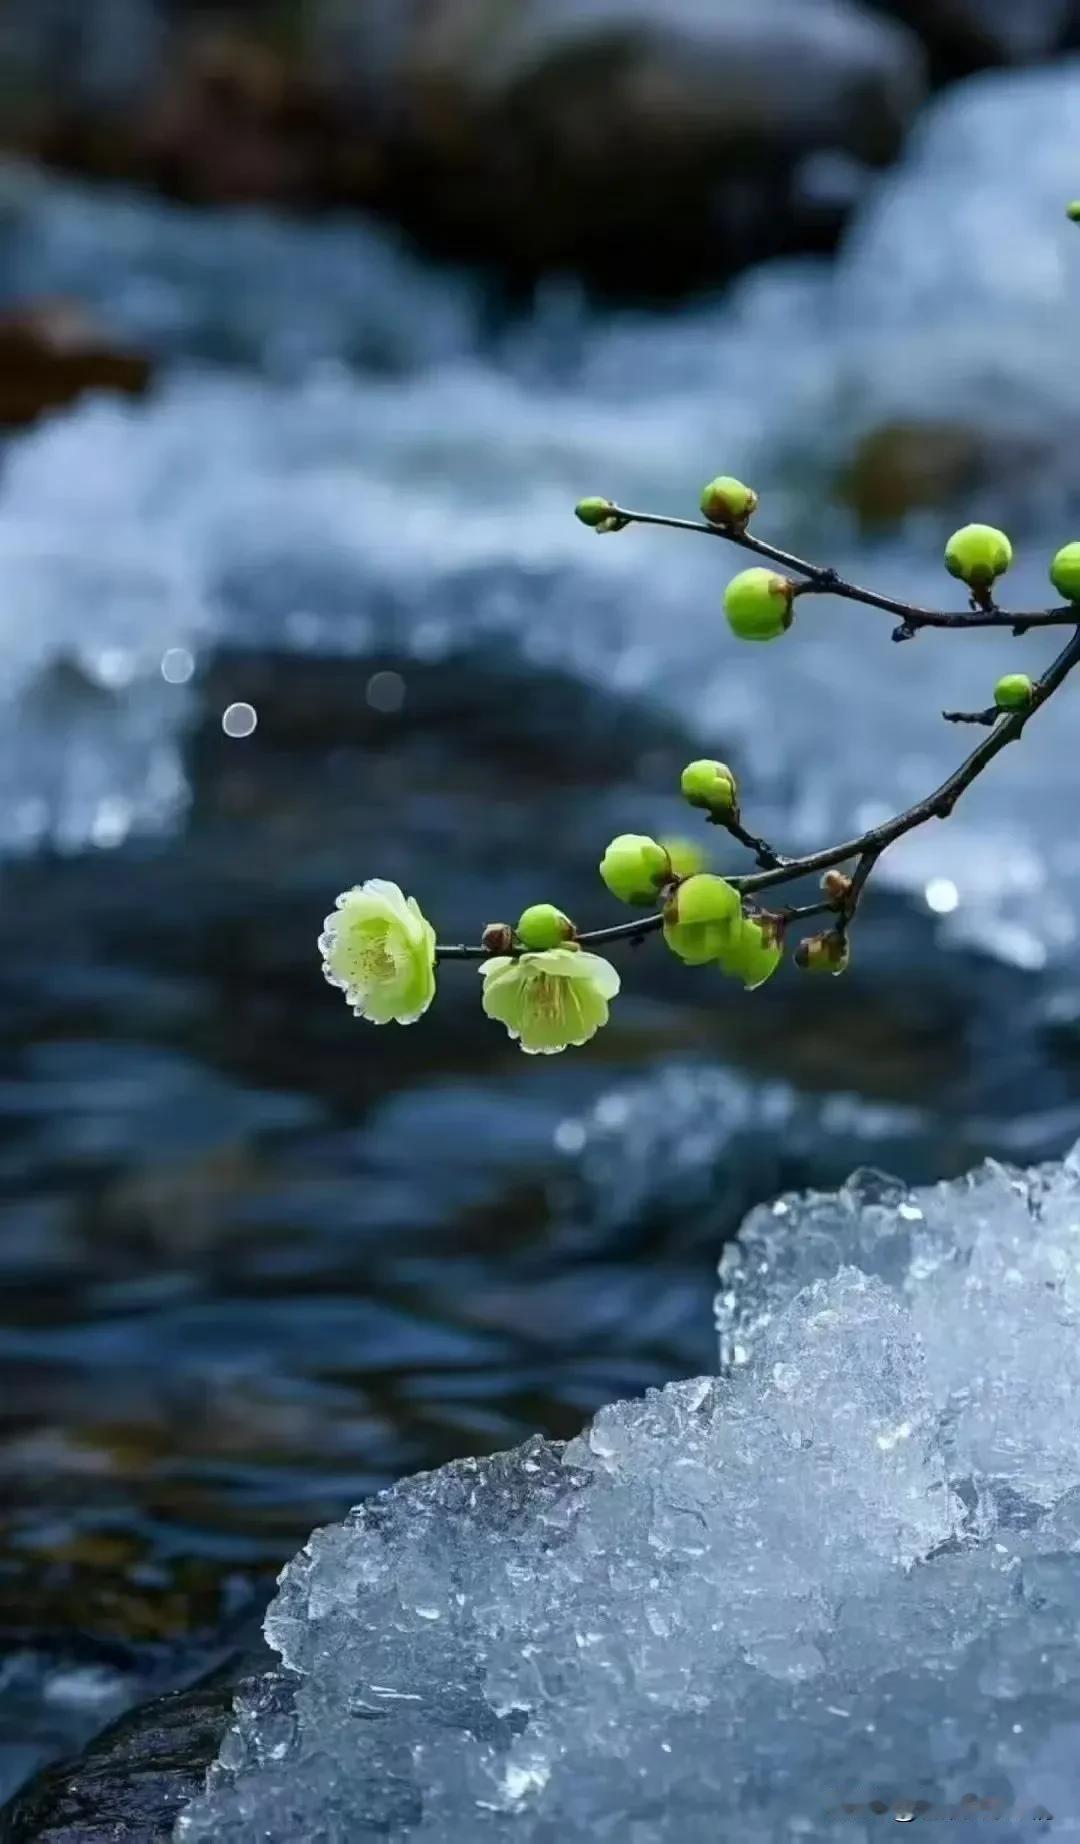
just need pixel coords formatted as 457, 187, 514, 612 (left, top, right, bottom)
724, 568, 795, 643
716, 914, 784, 991
944, 524, 1012, 590
993, 673, 1034, 712
680, 758, 738, 817
575, 497, 617, 529
516, 904, 576, 951
599, 834, 671, 906
794, 931, 850, 976
1049, 541, 1080, 602
1067, 202, 1080, 223
660, 836, 709, 881
663, 874, 742, 966
700, 475, 758, 528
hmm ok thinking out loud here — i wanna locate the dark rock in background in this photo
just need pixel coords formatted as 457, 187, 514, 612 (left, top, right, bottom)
307, 0, 925, 289
0, 0, 926, 290
5, 0, 1080, 290
0, 299, 151, 427
834, 419, 1054, 529
882, 0, 1079, 72
0, 1658, 266, 1844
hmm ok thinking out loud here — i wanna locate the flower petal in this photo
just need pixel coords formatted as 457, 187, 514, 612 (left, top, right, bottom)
320, 882, 436, 1025
479, 948, 616, 1055
565, 951, 621, 1001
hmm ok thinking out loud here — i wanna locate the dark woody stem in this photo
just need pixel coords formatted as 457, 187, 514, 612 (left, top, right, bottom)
606, 507, 1078, 633
713, 811, 788, 870
737, 625, 1080, 899
434, 517, 1080, 963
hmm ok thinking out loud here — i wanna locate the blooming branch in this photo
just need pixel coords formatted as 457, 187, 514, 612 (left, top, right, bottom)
317, 210, 1080, 1054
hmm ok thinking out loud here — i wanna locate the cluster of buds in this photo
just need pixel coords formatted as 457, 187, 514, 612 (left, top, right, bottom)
318, 744, 859, 1057
580, 471, 1080, 664
323, 292, 1080, 1062
944, 527, 1080, 619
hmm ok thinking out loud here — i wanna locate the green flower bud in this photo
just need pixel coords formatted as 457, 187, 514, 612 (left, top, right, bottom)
680, 758, 739, 817
660, 836, 709, 880
944, 524, 1012, 590
575, 497, 617, 528
1049, 542, 1080, 602
724, 568, 795, 643
993, 673, 1034, 712
716, 914, 784, 990
1067, 202, 1080, 223
516, 903, 576, 950
794, 931, 850, 976
663, 874, 742, 965
599, 834, 672, 906
700, 475, 758, 528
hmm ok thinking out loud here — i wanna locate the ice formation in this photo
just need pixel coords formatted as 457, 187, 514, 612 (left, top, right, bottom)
178, 1147, 1080, 1841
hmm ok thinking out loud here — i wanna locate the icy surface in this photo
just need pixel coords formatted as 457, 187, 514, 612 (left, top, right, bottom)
4, 65, 1080, 965
179, 1147, 1080, 1841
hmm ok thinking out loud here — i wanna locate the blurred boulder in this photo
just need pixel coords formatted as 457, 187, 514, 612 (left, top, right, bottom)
310, 0, 926, 288
140, 31, 334, 207
0, 0, 926, 290
0, 299, 151, 427
1, 1660, 263, 1844
835, 418, 1052, 528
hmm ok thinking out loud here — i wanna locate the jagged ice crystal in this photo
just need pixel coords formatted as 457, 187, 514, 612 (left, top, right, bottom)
179, 1145, 1080, 1841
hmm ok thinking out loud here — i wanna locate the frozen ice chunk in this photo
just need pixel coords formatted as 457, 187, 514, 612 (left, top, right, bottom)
718, 1153, 1080, 1513
180, 1145, 1080, 1840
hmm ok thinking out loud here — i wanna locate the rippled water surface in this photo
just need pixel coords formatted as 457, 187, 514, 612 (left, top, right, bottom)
5, 62, 1080, 1813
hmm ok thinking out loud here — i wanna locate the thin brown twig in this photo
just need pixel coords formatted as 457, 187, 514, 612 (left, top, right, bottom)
712, 812, 788, 870
606, 507, 1078, 633
775, 898, 837, 927
434, 517, 1080, 964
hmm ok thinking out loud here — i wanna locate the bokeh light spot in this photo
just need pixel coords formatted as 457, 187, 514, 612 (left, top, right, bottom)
222, 701, 258, 739
366, 670, 406, 714
161, 647, 195, 684
925, 878, 959, 915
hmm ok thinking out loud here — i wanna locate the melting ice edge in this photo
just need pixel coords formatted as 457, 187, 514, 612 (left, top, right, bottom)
179, 1147, 1080, 1842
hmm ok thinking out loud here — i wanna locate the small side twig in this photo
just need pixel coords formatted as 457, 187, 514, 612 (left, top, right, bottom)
436, 489, 1080, 967
602, 506, 1078, 634
713, 812, 788, 871
437, 630, 1080, 960
943, 707, 998, 727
